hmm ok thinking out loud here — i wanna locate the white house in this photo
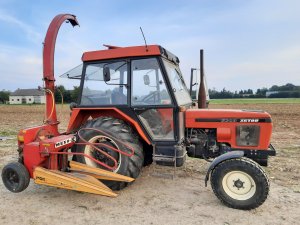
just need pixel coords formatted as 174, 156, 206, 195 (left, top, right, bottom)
265, 91, 279, 97
9, 89, 46, 104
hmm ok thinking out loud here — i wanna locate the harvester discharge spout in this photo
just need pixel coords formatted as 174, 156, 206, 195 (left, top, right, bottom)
43, 14, 79, 128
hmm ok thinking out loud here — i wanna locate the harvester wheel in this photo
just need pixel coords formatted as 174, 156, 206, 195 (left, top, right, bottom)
210, 157, 269, 210
2, 162, 30, 193
73, 117, 144, 190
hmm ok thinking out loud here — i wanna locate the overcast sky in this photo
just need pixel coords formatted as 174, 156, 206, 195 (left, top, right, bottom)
0, 0, 299, 92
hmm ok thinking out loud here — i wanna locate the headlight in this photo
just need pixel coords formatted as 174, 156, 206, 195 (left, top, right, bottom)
236, 125, 260, 147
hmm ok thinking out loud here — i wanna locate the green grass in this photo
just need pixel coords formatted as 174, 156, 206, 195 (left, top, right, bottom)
0, 131, 17, 136
210, 98, 300, 104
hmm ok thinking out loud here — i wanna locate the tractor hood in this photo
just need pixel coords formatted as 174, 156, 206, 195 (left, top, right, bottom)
185, 109, 273, 150
185, 109, 272, 127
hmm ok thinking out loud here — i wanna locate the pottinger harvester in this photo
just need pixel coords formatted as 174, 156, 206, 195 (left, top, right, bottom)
2, 14, 276, 210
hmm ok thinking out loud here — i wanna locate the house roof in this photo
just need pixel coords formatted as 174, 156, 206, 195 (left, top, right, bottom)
10, 89, 44, 96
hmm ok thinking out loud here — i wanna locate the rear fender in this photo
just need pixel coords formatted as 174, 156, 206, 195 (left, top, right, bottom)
67, 108, 151, 145
204, 151, 244, 186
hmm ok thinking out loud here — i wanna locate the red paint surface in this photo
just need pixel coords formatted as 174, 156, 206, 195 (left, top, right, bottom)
185, 109, 272, 150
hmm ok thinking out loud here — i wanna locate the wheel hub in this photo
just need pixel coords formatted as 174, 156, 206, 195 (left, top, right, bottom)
233, 179, 244, 190
8, 171, 19, 185
222, 171, 256, 200
84, 135, 121, 172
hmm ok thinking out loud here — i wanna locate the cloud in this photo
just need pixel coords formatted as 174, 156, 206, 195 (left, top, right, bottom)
208, 43, 300, 91
0, 44, 44, 90
0, 10, 42, 42
1, 0, 300, 93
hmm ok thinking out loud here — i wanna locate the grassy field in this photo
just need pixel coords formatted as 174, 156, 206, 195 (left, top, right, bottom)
210, 98, 300, 104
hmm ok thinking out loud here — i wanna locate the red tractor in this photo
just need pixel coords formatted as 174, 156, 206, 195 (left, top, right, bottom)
1, 14, 276, 210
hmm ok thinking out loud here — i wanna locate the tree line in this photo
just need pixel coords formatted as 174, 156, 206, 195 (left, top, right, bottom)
208, 83, 300, 99
0, 83, 299, 103
54, 85, 80, 103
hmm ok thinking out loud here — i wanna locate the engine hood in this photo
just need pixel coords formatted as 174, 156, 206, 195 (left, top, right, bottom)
185, 108, 273, 150
185, 109, 272, 126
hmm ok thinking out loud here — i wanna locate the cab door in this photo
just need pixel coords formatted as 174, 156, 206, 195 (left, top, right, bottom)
130, 58, 175, 141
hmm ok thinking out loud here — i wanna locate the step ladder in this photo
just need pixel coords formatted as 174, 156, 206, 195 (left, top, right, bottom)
151, 144, 177, 179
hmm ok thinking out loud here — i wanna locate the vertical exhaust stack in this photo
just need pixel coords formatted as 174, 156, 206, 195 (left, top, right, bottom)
198, 49, 207, 109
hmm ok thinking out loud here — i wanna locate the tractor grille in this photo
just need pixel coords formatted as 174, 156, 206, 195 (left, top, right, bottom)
236, 125, 260, 147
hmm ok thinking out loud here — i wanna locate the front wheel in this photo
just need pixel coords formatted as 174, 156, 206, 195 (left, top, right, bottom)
211, 157, 269, 210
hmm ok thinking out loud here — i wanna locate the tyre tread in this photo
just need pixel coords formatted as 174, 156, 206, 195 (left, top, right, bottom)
211, 157, 269, 210
74, 117, 144, 190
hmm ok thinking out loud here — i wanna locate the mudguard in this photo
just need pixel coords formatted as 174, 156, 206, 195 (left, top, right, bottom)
204, 151, 244, 186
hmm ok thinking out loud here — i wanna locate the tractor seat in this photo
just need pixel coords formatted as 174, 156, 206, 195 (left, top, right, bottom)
111, 89, 127, 104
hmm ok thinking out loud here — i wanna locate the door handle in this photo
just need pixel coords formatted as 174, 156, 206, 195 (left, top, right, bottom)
133, 108, 146, 111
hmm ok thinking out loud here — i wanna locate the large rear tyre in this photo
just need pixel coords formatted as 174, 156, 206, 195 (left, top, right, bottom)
73, 117, 144, 190
2, 162, 30, 193
210, 157, 269, 210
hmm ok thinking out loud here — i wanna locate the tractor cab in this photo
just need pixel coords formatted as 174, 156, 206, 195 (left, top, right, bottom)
64, 45, 192, 166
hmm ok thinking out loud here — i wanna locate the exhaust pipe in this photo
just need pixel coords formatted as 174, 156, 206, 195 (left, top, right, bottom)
198, 49, 207, 109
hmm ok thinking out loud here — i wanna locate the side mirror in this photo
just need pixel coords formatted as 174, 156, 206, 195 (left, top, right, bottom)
143, 75, 150, 85
69, 102, 78, 110
103, 66, 111, 82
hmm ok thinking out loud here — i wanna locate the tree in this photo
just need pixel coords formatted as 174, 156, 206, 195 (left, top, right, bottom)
71, 86, 80, 102
269, 85, 279, 91
0, 90, 10, 104
55, 85, 72, 103
256, 88, 268, 96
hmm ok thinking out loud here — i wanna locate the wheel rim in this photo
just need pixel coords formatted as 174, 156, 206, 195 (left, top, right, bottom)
222, 171, 256, 200
6, 169, 20, 190
84, 135, 121, 172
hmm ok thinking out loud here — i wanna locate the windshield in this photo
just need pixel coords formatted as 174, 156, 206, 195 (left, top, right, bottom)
60, 64, 83, 79
163, 59, 192, 105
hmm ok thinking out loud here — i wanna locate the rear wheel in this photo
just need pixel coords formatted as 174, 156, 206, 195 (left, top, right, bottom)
2, 162, 30, 193
211, 157, 269, 210
73, 117, 144, 190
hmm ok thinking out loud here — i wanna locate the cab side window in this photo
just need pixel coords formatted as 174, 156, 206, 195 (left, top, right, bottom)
81, 61, 127, 105
131, 58, 171, 106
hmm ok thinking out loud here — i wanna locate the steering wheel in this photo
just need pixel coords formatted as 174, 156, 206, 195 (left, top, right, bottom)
141, 91, 160, 104
81, 95, 95, 105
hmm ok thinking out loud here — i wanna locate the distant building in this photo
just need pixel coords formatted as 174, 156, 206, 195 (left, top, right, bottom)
266, 91, 279, 97
9, 89, 45, 104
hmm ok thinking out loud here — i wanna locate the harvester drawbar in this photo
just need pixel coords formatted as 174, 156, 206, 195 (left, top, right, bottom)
2, 14, 276, 210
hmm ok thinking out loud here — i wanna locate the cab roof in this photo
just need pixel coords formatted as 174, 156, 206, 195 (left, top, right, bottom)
82, 45, 180, 64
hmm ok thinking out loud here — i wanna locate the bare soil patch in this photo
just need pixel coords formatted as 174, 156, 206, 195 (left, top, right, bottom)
0, 103, 299, 225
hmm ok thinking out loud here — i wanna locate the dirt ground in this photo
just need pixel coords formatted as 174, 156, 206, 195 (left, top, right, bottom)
0, 103, 299, 225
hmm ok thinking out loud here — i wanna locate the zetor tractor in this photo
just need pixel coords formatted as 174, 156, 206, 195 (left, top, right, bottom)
1, 14, 276, 210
